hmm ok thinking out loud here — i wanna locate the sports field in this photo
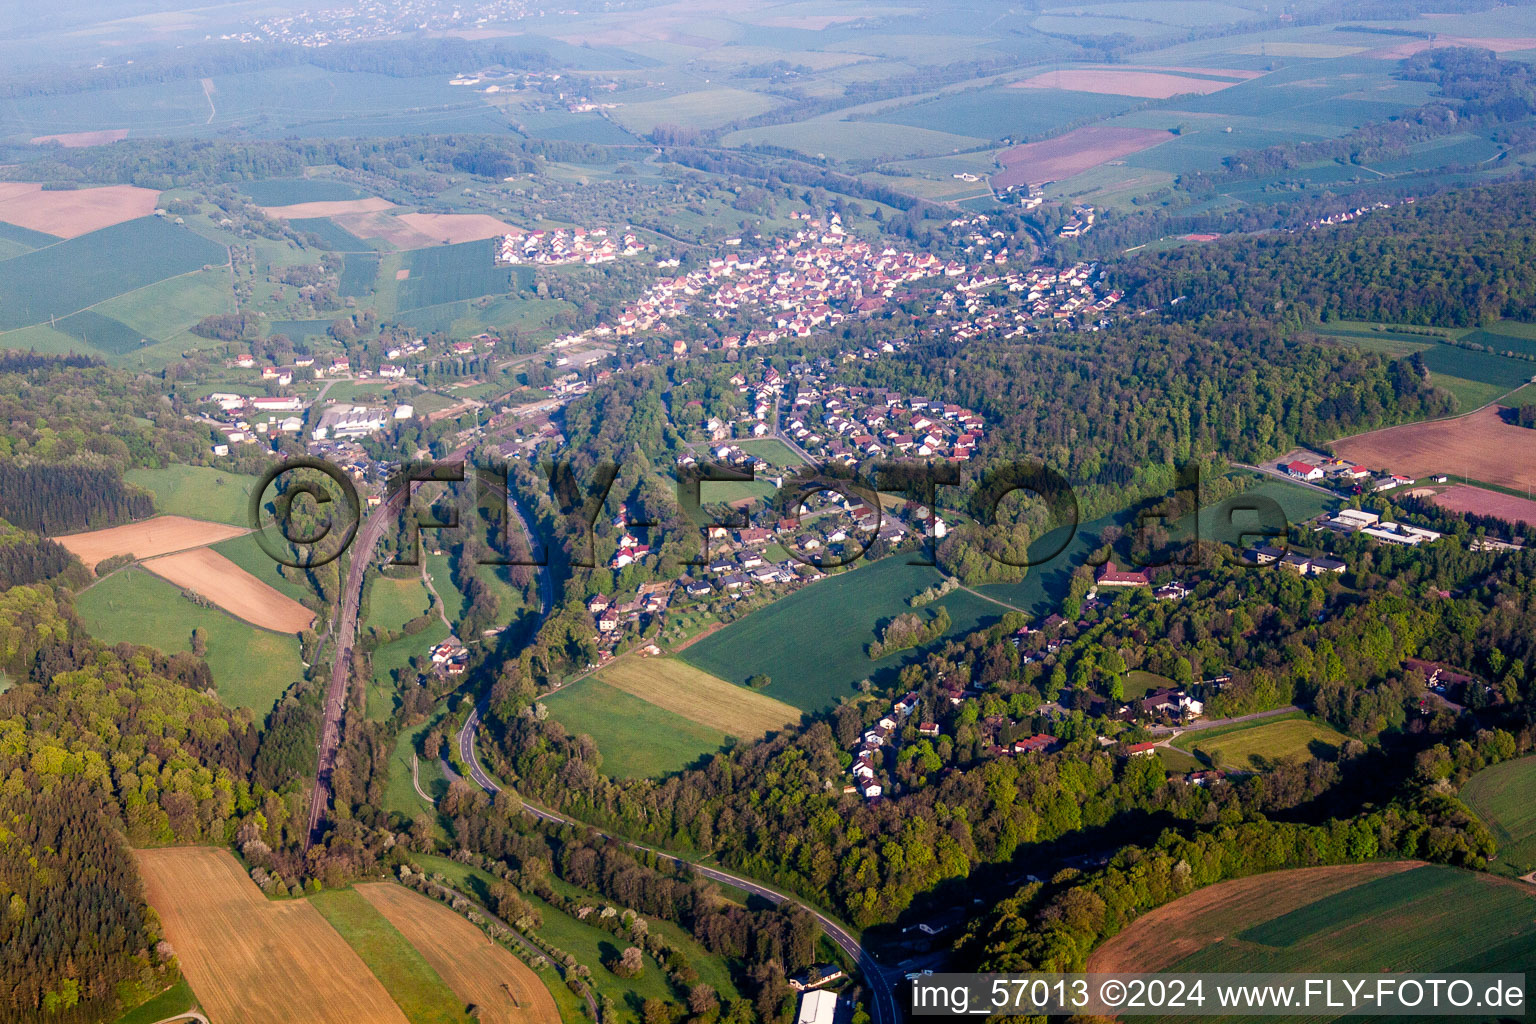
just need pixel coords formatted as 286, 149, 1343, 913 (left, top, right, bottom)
358, 883, 561, 1024
1461, 755, 1536, 876
56, 515, 248, 570
543, 677, 732, 777
1172, 715, 1345, 770
135, 847, 411, 1024
310, 888, 474, 1024
142, 546, 314, 633
77, 567, 303, 713
1334, 404, 1536, 493
1092, 863, 1536, 1009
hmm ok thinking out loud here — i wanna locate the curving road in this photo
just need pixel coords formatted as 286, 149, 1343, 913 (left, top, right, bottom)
455, 705, 901, 1024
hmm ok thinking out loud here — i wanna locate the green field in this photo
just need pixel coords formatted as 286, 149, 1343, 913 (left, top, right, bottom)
869, 85, 1133, 141
1124, 669, 1174, 700
109, 978, 197, 1024
397, 241, 531, 311
210, 532, 316, 603
1173, 714, 1346, 770
309, 888, 472, 1024
367, 572, 433, 633
368, 619, 452, 722
125, 465, 259, 527
94, 268, 235, 347
385, 714, 449, 826
680, 556, 1002, 710
1461, 756, 1536, 876
425, 553, 467, 623
0, 218, 226, 330
76, 567, 303, 716
1148, 865, 1536, 1016
543, 677, 731, 778
612, 87, 781, 134
240, 177, 367, 205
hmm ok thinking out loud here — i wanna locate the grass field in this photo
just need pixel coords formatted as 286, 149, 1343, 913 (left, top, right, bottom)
385, 713, 448, 824
680, 556, 1002, 710
368, 571, 434, 633
310, 888, 474, 1024
1124, 669, 1174, 699
358, 883, 561, 1024
1172, 714, 1346, 770
544, 677, 732, 778
0, 217, 226, 330
109, 978, 198, 1024
241, 178, 368, 205
77, 567, 303, 714
142, 546, 313, 633
1104, 864, 1536, 1014
1461, 755, 1536, 876
135, 847, 410, 1024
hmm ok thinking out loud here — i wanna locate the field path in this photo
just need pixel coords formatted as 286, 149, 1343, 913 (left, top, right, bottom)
200, 78, 216, 124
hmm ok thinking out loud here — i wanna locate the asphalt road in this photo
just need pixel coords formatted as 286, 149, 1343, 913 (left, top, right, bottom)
455, 705, 901, 1024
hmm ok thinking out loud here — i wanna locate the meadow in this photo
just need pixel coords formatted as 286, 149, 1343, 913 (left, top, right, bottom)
1460, 755, 1536, 876
680, 556, 1002, 710
596, 656, 800, 738
241, 178, 368, 206
543, 677, 733, 778
77, 567, 303, 714
309, 887, 474, 1024
0, 217, 226, 330
385, 713, 450, 825
1172, 713, 1346, 770
367, 571, 434, 633
124, 464, 258, 527
293, 216, 379, 254
869, 85, 1133, 141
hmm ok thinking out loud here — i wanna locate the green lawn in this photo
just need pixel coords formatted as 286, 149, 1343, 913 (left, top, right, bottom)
1174, 714, 1347, 770
308, 888, 472, 1024
367, 571, 433, 633
1123, 669, 1173, 700
1461, 755, 1536, 876
124, 465, 260, 527
76, 567, 303, 716
384, 713, 449, 829
542, 677, 731, 778
109, 977, 198, 1024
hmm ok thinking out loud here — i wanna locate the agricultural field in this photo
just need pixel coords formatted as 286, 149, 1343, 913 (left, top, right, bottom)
992, 125, 1174, 190
141, 546, 314, 634
0, 217, 227, 332
680, 556, 1003, 710
210, 532, 316, 603
56, 515, 248, 570
134, 847, 411, 1024
1172, 714, 1347, 770
543, 677, 733, 778
0, 182, 160, 238
596, 656, 800, 739
357, 883, 562, 1024
1093, 864, 1536, 1011
241, 177, 369, 206
77, 566, 303, 713
868, 85, 1134, 142
124, 465, 259, 527
397, 240, 531, 311
309, 888, 475, 1024
1461, 756, 1536, 877
1333, 405, 1536, 493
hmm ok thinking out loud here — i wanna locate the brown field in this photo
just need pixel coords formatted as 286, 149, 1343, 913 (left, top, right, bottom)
393, 212, 518, 245
396, 268, 412, 280
142, 546, 314, 633
597, 656, 801, 739
135, 847, 410, 1024
0, 182, 160, 238
1087, 862, 1422, 973
330, 210, 445, 249
29, 128, 129, 147
1013, 68, 1237, 99
357, 883, 560, 1024
1333, 405, 1536, 493
1369, 36, 1536, 59
1432, 484, 1536, 528
56, 515, 248, 570
992, 126, 1171, 190
1130, 64, 1263, 79
260, 196, 397, 219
